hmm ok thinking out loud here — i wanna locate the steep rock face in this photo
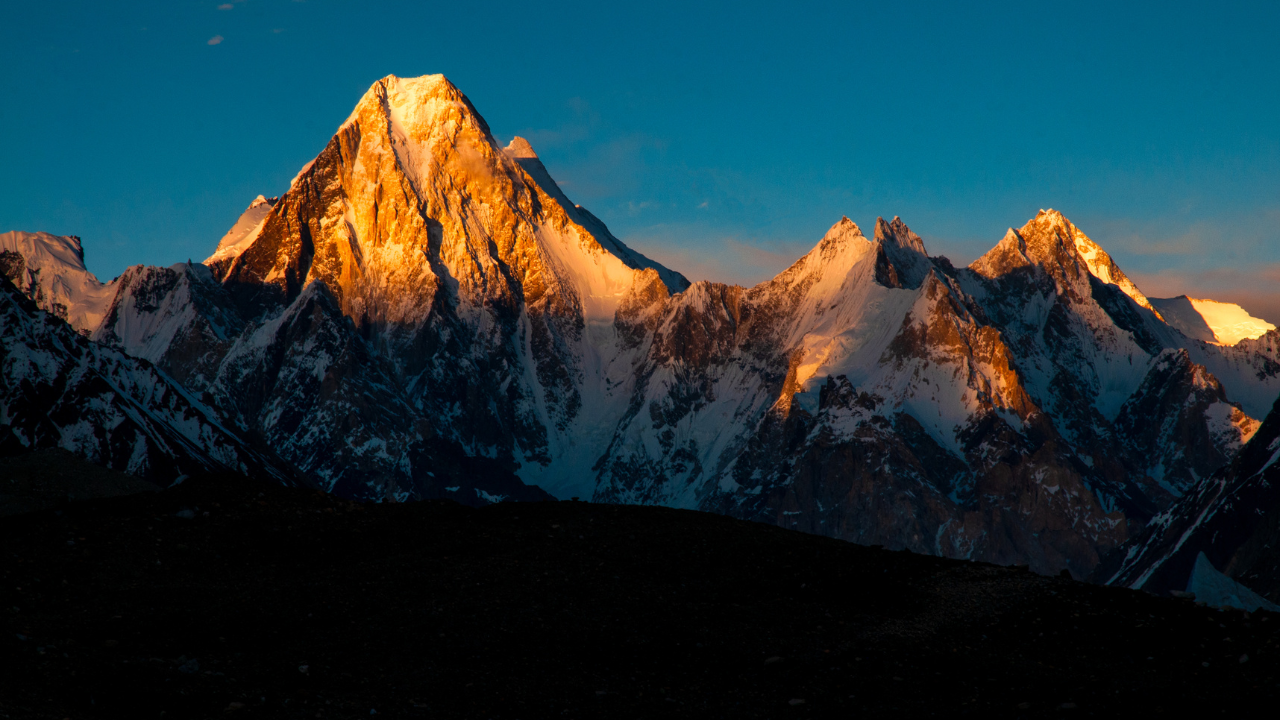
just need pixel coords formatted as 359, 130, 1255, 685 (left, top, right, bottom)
92, 263, 244, 390
874, 216, 932, 289
1097, 392, 1280, 602
197, 279, 550, 504
0, 276, 286, 485
1112, 349, 1259, 498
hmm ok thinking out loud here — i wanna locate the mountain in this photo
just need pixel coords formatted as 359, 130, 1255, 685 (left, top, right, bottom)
1095, 390, 1280, 603
6, 74, 1280, 579
0, 274, 288, 485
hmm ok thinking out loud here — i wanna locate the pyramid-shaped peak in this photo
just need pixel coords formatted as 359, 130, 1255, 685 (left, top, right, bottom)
976, 209, 1163, 317
762, 217, 873, 296
823, 216, 863, 242
342, 73, 492, 139
505, 136, 538, 159
1024, 208, 1077, 234
1012, 208, 1088, 260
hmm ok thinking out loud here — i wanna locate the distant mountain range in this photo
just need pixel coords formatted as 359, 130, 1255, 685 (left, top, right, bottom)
4, 74, 1279, 599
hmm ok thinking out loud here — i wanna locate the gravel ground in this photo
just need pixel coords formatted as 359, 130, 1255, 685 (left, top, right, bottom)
1, 473, 1277, 718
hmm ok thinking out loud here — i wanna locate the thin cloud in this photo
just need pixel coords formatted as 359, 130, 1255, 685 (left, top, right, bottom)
621, 225, 812, 286
207, 35, 224, 45
218, 3, 233, 9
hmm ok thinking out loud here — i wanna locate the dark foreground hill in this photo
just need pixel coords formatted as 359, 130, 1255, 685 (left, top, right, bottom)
1, 475, 1278, 719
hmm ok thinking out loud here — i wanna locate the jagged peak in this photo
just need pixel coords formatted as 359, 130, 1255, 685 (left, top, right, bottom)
227, 72, 690, 321
871, 216, 932, 289
1017, 208, 1079, 249
1035, 207, 1067, 223
874, 216, 928, 256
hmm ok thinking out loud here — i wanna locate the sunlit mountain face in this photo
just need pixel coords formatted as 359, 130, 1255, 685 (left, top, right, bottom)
4, 75, 1280, 592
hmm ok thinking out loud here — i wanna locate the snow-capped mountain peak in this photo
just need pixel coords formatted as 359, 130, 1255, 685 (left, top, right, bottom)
969, 209, 1162, 317
504, 136, 538, 159
761, 217, 871, 301
873, 216, 932, 289
218, 74, 686, 330
0, 230, 115, 332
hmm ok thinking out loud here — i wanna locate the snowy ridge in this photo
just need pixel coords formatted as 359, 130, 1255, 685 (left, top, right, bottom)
205, 195, 277, 268
502, 136, 689, 294
1150, 295, 1275, 346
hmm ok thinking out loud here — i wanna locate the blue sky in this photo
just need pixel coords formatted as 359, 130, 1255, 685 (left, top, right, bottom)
3, 1, 1279, 319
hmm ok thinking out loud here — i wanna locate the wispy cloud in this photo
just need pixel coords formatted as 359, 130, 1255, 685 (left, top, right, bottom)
218, 3, 233, 9
207, 35, 224, 45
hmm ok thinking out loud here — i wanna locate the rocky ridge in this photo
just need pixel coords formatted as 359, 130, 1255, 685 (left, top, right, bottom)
0, 275, 288, 485
1096, 388, 1280, 600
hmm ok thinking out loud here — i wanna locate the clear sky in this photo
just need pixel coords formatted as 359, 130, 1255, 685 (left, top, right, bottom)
3, 1, 1279, 320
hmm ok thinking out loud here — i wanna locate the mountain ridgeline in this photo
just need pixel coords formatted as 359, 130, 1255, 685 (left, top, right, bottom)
5, 74, 1280, 593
